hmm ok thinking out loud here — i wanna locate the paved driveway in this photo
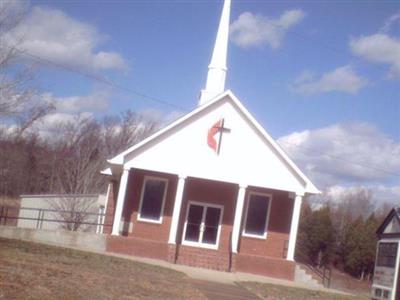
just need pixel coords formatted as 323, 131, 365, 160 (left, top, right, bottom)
190, 279, 262, 300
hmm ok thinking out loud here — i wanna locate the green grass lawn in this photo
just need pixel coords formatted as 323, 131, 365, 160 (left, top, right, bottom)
0, 238, 205, 300
0, 237, 370, 300
238, 281, 370, 300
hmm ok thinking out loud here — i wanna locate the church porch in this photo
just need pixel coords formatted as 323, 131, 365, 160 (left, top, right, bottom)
104, 167, 301, 280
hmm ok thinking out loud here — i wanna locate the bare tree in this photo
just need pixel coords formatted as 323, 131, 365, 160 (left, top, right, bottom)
0, 1, 54, 133
53, 116, 105, 194
0, 129, 54, 197
47, 113, 158, 231
102, 110, 158, 157
48, 196, 98, 232
46, 116, 103, 231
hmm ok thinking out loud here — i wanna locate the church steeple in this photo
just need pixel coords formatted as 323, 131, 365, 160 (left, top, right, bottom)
198, 0, 231, 106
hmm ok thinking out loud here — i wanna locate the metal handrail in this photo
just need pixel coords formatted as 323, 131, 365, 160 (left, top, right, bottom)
0, 205, 112, 230
295, 248, 332, 288
6, 206, 107, 216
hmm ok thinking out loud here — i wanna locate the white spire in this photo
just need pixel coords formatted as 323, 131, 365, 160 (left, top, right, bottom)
198, 0, 231, 106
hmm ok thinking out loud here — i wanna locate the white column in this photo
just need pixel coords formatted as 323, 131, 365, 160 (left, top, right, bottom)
168, 175, 186, 244
96, 206, 102, 234
100, 182, 112, 234
287, 193, 303, 261
231, 184, 247, 253
111, 168, 130, 236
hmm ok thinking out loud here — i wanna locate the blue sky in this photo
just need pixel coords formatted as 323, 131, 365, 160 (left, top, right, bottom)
4, 0, 400, 204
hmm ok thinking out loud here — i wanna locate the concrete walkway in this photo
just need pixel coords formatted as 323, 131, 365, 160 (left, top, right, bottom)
189, 279, 261, 300
102, 250, 351, 297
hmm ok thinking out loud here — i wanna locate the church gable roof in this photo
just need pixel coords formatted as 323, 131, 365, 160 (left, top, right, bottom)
377, 207, 400, 236
107, 90, 319, 194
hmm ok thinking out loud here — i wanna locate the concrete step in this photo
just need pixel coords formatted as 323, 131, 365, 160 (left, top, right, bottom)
294, 264, 324, 289
299, 263, 325, 283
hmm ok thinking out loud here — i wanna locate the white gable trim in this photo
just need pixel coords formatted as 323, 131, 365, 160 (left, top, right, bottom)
107, 90, 319, 194
108, 91, 231, 165
227, 92, 319, 194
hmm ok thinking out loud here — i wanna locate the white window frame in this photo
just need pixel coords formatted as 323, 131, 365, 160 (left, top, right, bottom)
242, 191, 272, 239
137, 176, 168, 224
182, 201, 224, 250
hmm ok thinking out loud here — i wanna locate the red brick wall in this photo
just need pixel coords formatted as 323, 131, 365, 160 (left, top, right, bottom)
171, 178, 237, 271
175, 178, 237, 250
238, 187, 293, 259
121, 169, 177, 242
104, 172, 296, 280
235, 253, 295, 280
234, 187, 295, 280
107, 235, 169, 260
175, 245, 232, 271
103, 180, 119, 235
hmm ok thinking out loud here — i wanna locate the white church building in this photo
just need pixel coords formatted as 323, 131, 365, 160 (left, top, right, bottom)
101, 0, 319, 280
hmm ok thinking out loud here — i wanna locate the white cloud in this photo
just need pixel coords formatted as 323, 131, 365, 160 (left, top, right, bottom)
0, 123, 19, 136
381, 11, 400, 33
350, 34, 400, 79
138, 108, 185, 126
292, 65, 368, 95
0, 1, 28, 27
230, 9, 305, 49
33, 112, 93, 139
373, 185, 400, 203
277, 122, 400, 188
24, 91, 109, 138
3, 6, 125, 70
326, 185, 399, 207
51, 92, 109, 113
40, 112, 89, 127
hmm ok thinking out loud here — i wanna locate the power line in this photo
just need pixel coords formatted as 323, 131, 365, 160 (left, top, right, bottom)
2, 44, 398, 178
1, 45, 191, 112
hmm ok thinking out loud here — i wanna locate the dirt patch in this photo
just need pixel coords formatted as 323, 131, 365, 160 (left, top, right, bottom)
0, 238, 206, 300
237, 282, 369, 300
329, 268, 371, 297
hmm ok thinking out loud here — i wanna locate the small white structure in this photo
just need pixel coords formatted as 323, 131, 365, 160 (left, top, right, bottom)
372, 207, 400, 300
18, 194, 106, 233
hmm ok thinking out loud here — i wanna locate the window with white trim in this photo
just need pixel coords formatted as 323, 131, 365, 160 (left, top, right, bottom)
138, 177, 168, 223
182, 202, 223, 249
243, 192, 271, 238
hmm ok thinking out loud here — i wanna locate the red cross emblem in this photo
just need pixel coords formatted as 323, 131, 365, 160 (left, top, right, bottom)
207, 118, 231, 154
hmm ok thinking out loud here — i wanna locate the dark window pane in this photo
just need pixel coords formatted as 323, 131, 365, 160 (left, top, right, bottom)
185, 224, 201, 242
244, 194, 269, 236
377, 242, 398, 268
205, 207, 221, 227
202, 207, 221, 244
187, 205, 204, 224
383, 290, 389, 299
203, 226, 218, 244
375, 289, 382, 297
184, 205, 204, 242
140, 179, 166, 221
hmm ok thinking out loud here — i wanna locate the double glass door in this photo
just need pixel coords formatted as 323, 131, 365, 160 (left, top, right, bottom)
183, 202, 223, 249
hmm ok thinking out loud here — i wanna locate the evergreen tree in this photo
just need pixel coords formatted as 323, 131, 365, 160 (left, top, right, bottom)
363, 214, 379, 280
342, 216, 364, 277
342, 214, 378, 280
297, 205, 336, 267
